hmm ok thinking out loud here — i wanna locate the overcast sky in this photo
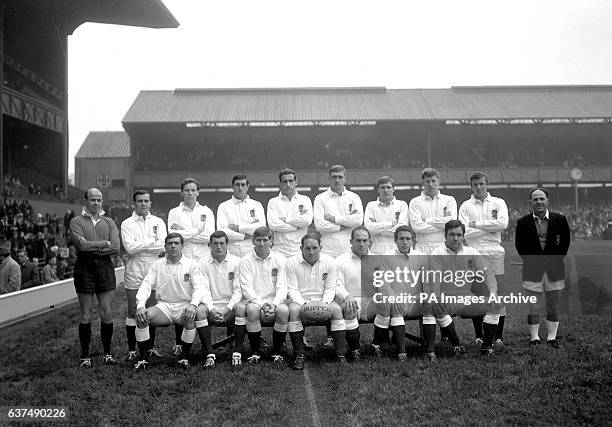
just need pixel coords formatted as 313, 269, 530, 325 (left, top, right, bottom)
66, 0, 612, 176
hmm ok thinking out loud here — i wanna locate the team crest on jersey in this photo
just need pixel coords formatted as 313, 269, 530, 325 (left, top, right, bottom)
555, 235, 561, 245
200, 214, 207, 222
249, 209, 255, 217
443, 207, 449, 216
184, 273, 190, 282
395, 211, 400, 219
271, 268, 278, 277
298, 205, 304, 213
153, 225, 158, 238
322, 272, 328, 281
348, 203, 353, 213
228, 272, 234, 281
491, 209, 498, 219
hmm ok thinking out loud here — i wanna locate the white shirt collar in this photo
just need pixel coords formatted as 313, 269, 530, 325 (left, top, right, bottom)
327, 187, 347, 197
179, 201, 201, 211
470, 193, 491, 203
377, 197, 396, 207
131, 211, 149, 221
232, 195, 250, 204
81, 207, 105, 218
420, 191, 439, 200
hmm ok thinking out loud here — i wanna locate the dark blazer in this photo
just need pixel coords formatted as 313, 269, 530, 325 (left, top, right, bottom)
515, 211, 570, 282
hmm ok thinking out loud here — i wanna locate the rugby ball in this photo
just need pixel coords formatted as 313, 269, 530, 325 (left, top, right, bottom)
301, 301, 333, 323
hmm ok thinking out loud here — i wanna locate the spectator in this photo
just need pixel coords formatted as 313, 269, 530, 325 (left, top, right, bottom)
17, 248, 40, 289
0, 240, 21, 294
41, 253, 59, 284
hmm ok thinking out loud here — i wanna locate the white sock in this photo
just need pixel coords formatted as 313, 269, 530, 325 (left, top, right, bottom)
546, 320, 559, 341
528, 323, 540, 341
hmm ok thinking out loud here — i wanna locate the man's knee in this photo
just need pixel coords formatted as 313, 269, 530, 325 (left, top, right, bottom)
195, 304, 209, 321
234, 302, 247, 317
329, 301, 343, 319
246, 303, 261, 320
275, 303, 289, 322
288, 303, 302, 321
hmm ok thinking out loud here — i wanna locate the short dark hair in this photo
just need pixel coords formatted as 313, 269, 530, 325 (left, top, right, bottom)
421, 168, 439, 180
180, 178, 200, 191
165, 232, 184, 245
301, 232, 322, 247
377, 176, 394, 188
232, 174, 249, 185
469, 171, 488, 184
328, 165, 346, 175
253, 226, 273, 239
209, 230, 229, 244
394, 225, 413, 241
529, 187, 549, 199
351, 226, 371, 240
279, 168, 297, 182
132, 189, 150, 202
444, 220, 465, 236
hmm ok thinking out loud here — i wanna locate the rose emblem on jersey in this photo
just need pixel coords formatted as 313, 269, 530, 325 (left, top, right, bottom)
491, 209, 498, 219
249, 209, 255, 217
200, 214, 206, 222
153, 225, 158, 238
443, 207, 449, 217
555, 235, 561, 245
299, 205, 304, 214
184, 273, 190, 282
271, 268, 278, 277
322, 272, 328, 281
348, 203, 353, 213
228, 272, 234, 281
395, 211, 400, 220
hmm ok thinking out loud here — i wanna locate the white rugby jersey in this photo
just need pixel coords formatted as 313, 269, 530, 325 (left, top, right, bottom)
136, 255, 206, 309
364, 197, 409, 254
168, 202, 215, 260
217, 196, 266, 257
199, 253, 242, 310
459, 193, 508, 246
409, 192, 457, 253
267, 192, 313, 258
285, 253, 337, 305
239, 249, 287, 306
314, 188, 363, 258
121, 212, 167, 258
335, 250, 373, 300
430, 243, 497, 294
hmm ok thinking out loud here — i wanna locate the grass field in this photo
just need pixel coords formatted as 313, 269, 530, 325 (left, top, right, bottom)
0, 243, 611, 426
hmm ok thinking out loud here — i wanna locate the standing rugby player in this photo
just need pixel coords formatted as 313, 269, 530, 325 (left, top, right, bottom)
121, 190, 167, 362
459, 171, 509, 346
409, 168, 457, 254
217, 174, 266, 258
364, 176, 409, 255
314, 165, 364, 258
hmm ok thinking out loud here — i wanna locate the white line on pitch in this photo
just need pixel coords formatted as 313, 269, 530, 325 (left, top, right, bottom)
302, 364, 322, 427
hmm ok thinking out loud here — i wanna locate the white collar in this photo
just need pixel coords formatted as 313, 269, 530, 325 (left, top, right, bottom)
533, 210, 550, 221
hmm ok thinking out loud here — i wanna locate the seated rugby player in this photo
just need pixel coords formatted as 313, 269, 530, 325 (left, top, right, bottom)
232, 227, 289, 365
335, 226, 378, 361
286, 233, 348, 369
426, 220, 500, 358
133, 233, 210, 370
195, 230, 242, 367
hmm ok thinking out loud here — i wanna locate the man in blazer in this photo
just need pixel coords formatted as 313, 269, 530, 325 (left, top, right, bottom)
515, 188, 570, 348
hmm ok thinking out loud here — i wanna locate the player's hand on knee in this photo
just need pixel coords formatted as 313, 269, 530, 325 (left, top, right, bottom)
182, 304, 196, 324
221, 307, 231, 322
135, 307, 148, 328
345, 296, 359, 315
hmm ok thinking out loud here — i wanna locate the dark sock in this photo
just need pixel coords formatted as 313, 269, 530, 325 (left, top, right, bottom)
483, 322, 497, 348
423, 324, 436, 353
442, 323, 461, 347
289, 331, 305, 355
346, 328, 360, 351
197, 326, 214, 355
472, 316, 484, 339
495, 316, 505, 340
372, 326, 389, 346
79, 322, 91, 358
272, 330, 286, 354
181, 341, 192, 358
226, 324, 234, 337
233, 325, 246, 353
391, 325, 405, 354
149, 326, 157, 346
101, 322, 113, 355
174, 324, 183, 345
248, 331, 262, 354
137, 340, 151, 361
126, 324, 136, 351
331, 330, 347, 355
325, 323, 332, 338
